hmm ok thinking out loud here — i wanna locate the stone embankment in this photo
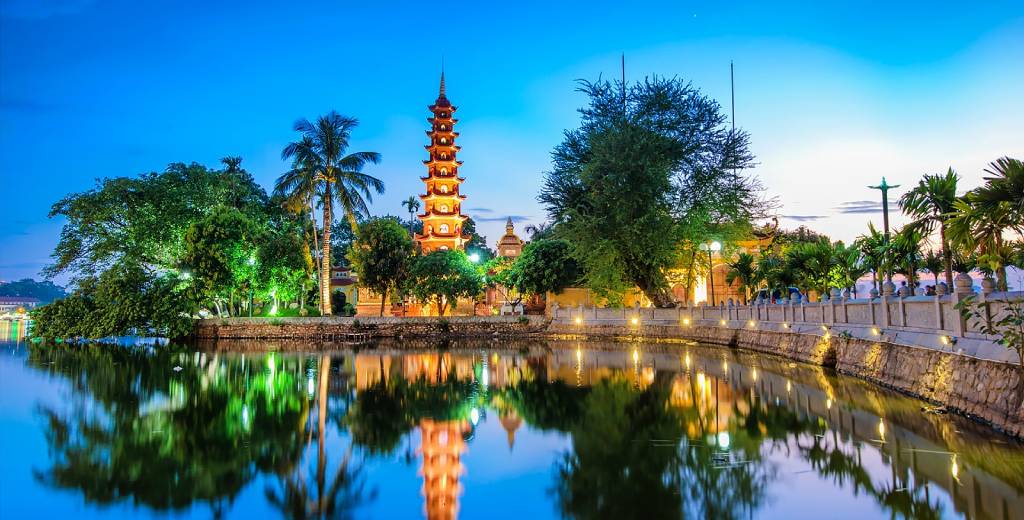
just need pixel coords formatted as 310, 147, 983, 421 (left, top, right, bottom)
195, 315, 1023, 437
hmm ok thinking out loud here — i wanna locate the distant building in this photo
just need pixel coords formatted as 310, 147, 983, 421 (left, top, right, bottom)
495, 218, 524, 259
330, 266, 358, 310
0, 296, 41, 314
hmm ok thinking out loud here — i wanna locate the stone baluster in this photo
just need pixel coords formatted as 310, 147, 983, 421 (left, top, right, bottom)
881, 281, 895, 327
934, 292, 944, 332
951, 273, 974, 337
898, 292, 907, 327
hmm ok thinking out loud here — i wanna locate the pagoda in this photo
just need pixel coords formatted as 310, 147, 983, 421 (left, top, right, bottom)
415, 70, 470, 253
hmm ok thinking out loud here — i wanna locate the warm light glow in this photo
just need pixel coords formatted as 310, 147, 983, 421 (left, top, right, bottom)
872, 327, 880, 335
684, 353, 691, 368
786, 381, 792, 393
748, 320, 755, 327
951, 455, 960, 480
576, 348, 582, 363
722, 361, 728, 372
683, 318, 691, 326
632, 349, 639, 363
574, 316, 582, 325
940, 335, 949, 345
631, 317, 639, 325
878, 419, 886, 439
821, 325, 829, 332
720, 319, 727, 326
751, 368, 758, 381
826, 398, 833, 409
782, 323, 789, 329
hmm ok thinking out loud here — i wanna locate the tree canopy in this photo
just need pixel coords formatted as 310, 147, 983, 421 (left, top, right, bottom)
348, 217, 414, 316
540, 76, 772, 306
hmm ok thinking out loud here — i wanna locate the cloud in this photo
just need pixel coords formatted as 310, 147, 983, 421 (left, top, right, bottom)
834, 200, 883, 214
780, 214, 826, 222
466, 207, 493, 214
473, 215, 531, 223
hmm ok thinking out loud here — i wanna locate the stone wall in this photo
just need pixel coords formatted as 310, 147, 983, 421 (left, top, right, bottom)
546, 322, 1024, 437
194, 315, 549, 340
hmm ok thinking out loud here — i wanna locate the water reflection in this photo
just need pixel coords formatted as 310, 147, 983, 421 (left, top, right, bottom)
8, 340, 1024, 519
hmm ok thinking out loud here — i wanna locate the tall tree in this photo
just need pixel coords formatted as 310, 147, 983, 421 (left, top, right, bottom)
278, 112, 383, 315
855, 222, 888, 292
890, 227, 924, 294
899, 168, 958, 287
348, 218, 414, 316
400, 196, 420, 234
539, 77, 770, 307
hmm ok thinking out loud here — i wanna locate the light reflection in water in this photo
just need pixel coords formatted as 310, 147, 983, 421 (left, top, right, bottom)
4, 340, 1023, 520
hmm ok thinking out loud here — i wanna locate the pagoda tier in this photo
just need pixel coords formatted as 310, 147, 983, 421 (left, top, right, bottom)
415, 70, 470, 253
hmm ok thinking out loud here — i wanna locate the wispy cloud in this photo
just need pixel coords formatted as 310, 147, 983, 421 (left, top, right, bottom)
834, 200, 883, 214
474, 215, 531, 223
466, 207, 493, 214
781, 214, 826, 222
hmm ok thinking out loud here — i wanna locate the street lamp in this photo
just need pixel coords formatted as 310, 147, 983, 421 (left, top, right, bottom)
468, 252, 480, 264
699, 241, 722, 306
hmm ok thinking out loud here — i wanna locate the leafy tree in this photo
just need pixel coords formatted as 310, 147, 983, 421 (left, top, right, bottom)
183, 206, 259, 317
278, 112, 383, 315
725, 253, 757, 303
408, 250, 482, 315
899, 168, 959, 287
831, 241, 867, 297
257, 224, 315, 313
45, 162, 268, 282
348, 217, 415, 316
0, 278, 66, 303
463, 217, 495, 262
513, 239, 581, 296
786, 241, 834, 298
540, 77, 770, 307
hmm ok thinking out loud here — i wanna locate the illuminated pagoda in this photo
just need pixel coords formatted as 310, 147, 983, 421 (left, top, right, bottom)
415, 69, 469, 253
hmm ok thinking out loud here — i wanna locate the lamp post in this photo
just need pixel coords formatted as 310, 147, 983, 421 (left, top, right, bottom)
869, 177, 900, 283
699, 241, 723, 306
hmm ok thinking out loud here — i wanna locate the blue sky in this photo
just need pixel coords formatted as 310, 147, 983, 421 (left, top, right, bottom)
1, 0, 1022, 283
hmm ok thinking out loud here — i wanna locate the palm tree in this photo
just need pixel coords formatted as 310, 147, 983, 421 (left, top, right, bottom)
277, 136, 324, 282
832, 241, 868, 298
277, 112, 383, 315
948, 198, 1020, 291
400, 196, 420, 234
855, 223, 887, 293
890, 227, 924, 295
899, 168, 958, 287
921, 249, 944, 286
725, 253, 756, 304
524, 221, 553, 240
973, 157, 1024, 222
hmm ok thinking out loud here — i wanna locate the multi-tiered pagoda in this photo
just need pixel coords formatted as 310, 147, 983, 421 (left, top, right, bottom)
415, 71, 469, 253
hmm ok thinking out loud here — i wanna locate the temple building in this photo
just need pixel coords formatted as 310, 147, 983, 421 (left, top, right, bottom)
495, 218, 524, 259
418, 419, 469, 520
415, 71, 469, 253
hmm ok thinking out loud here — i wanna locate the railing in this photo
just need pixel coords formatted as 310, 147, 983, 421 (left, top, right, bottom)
550, 287, 1022, 364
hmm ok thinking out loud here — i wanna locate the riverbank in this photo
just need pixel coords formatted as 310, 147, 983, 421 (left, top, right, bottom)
195, 316, 1023, 438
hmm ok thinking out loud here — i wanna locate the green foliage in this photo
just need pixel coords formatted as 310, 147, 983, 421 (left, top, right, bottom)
45, 161, 268, 281
725, 253, 756, 301
0, 278, 66, 303
899, 167, 958, 286
540, 76, 769, 307
183, 206, 259, 316
408, 250, 482, 315
31, 265, 194, 340
463, 217, 496, 262
276, 111, 384, 315
500, 239, 581, 301
348, 217, 414, 316
958, 296, 1024, 396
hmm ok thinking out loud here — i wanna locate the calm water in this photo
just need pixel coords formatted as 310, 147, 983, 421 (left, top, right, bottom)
1, 339, 1023, 519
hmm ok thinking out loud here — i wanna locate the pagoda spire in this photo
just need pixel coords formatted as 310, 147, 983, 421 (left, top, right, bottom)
439, 60, 446, 98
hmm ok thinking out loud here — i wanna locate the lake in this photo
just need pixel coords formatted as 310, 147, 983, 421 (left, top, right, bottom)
1, 338, 1022, 519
